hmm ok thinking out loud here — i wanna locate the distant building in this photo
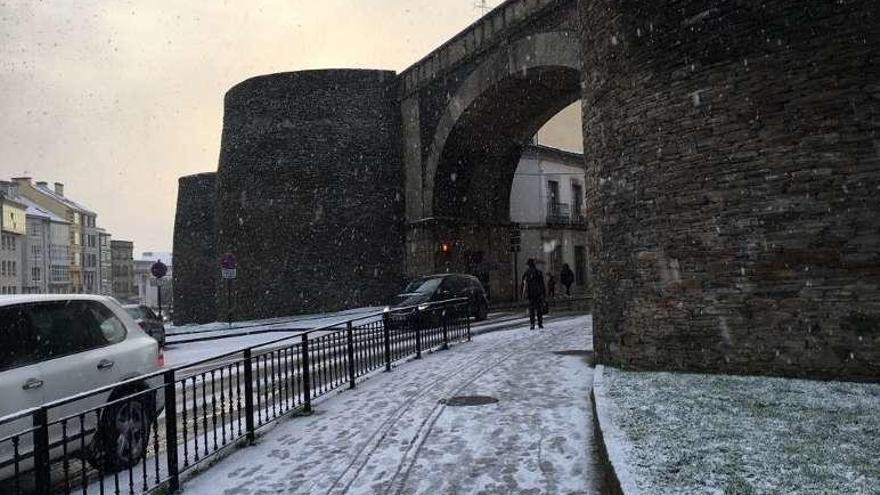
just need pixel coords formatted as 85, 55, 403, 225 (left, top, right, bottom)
136, 252, 173, 314
0, 181, 27, 295
19, 196, 71, 294
111, 240, 136, 302
12, 178, 99, 293
98, 229, 113, 296
509, 144, 589, 294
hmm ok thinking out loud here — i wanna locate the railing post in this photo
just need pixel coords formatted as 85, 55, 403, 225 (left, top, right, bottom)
243, 349, 256, 443
347, 322, 356, 389
301, 334, 312, 414
466, 303, 472, 342
32, 407, 50, 495
384, 319, 392, 372
163, 369, 180, 492
414, 308, 422, 359
442, 305, 450, 350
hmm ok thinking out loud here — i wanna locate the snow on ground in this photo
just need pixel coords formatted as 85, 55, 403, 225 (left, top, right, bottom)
595, 367, 880, 495
166, 307, 383, 336
181, 314, 605, 495
163, 308, 384, 367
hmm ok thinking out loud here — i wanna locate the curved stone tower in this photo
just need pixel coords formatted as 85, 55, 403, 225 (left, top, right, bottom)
579, 0, 880, 379
215, 70, 403, 320
172, 172, 217, 325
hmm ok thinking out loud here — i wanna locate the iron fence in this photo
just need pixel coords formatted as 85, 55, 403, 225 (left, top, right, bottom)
0, 298, 471, 495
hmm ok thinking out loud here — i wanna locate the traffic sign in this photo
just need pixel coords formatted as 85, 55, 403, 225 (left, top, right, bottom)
221, 268, 237, 280
150, 260, 168, 279
220, 253, 237, 270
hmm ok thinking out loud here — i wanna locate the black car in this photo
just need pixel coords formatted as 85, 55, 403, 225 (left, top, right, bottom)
123, 304, 167, 347
384, 274, 489, 326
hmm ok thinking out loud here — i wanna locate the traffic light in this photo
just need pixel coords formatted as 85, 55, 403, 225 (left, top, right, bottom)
439, 242, 452, 254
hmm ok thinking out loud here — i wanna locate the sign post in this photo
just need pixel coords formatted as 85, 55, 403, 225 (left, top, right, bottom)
150, 260, 168, 320
220, 254, 237, 324
509, 224, 522, 301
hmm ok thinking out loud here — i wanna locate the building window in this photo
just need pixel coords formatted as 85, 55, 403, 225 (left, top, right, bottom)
32, 267, 41, 282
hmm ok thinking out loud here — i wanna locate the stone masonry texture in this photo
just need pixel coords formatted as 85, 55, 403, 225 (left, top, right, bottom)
214, 70, 404, 320
174, 0, 879, 380
579, 0, 880, 380
173, 173, 217, 325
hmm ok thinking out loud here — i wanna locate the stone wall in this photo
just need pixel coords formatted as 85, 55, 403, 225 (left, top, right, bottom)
214, 70, 404, 320
579, 0, 880, 380
172, 173, 217, 325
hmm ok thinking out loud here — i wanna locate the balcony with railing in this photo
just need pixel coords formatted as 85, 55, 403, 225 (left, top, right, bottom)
546, 202, 587, 226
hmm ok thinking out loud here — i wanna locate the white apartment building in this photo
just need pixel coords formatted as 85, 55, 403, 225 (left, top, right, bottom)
509, 144, 590, 294
136, 252, 173, 315
20, 196, 72, 294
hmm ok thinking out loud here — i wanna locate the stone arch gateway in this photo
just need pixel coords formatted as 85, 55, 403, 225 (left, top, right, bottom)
174, 0, 880, 380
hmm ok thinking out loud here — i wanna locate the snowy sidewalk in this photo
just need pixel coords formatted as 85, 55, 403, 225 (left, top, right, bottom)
181, 315, 604, 495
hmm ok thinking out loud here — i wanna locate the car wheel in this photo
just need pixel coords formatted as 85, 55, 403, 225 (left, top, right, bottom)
89, 393, 153, 472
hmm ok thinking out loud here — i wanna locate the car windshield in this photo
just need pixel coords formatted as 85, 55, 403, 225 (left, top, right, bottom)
124, 307, 144, 319
402, 278, 443, 294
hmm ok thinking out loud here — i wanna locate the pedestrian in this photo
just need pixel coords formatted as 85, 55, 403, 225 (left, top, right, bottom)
547, 273, 556, 299
522, 258, 546, 329
560, 263, 574, 296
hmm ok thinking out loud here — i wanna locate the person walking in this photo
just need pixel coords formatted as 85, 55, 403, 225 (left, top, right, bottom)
560, 263, 575, 297
547, 273, 557, 299
522, 258, 546, 329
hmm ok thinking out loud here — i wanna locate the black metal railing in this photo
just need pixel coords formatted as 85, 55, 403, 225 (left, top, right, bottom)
0, 298, 472, 495
546, 202, 571, 224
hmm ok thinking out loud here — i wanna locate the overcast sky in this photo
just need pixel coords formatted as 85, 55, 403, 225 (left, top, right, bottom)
1, 0, 582, 254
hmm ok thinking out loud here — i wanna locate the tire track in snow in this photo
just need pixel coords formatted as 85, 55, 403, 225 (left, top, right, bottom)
331, 323, 572, 494
387, 326, 572, 495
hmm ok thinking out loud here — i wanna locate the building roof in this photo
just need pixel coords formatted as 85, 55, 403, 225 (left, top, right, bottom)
522, 144, 585, 168
32, 182, 96, 215
18, 196, 69, 223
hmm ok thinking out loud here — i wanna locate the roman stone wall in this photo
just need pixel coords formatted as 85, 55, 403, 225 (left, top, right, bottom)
172, 173, 217, 325
215, 70, 404, 320
579, 0, 880, 380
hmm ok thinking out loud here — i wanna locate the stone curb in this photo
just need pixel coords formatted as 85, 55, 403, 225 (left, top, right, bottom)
591, 365, 638, 495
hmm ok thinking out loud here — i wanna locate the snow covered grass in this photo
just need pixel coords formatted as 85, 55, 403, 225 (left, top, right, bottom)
595, 367, 880, 495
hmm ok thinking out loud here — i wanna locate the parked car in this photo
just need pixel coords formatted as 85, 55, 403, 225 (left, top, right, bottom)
123, 304, 167, 347
383, 273, 489, 330
0, 295, 164, 479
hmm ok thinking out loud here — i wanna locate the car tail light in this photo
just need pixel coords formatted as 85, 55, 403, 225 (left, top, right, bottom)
157, 349, 165, 368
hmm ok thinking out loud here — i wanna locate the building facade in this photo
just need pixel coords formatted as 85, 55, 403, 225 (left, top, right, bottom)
19, 196, 71, 294
97, 229, 113, 296
12, 178, 99, 293
136, 252, 173, 315
111, 240, 136, 302
509, 144, 589, 296
0, 181, 27, 294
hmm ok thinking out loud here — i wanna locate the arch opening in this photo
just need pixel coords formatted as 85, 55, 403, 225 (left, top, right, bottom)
426, 63, 586, 302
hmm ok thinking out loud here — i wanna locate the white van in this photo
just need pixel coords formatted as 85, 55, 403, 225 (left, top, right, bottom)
0, 295, 164, 478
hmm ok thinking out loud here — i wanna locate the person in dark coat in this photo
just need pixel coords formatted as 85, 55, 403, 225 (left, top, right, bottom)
547, 273, 557, 298
522, 258, 546, 329
560, 263, 575, 297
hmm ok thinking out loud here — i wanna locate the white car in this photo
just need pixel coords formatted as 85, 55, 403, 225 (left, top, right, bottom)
0, 294, 164, 478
